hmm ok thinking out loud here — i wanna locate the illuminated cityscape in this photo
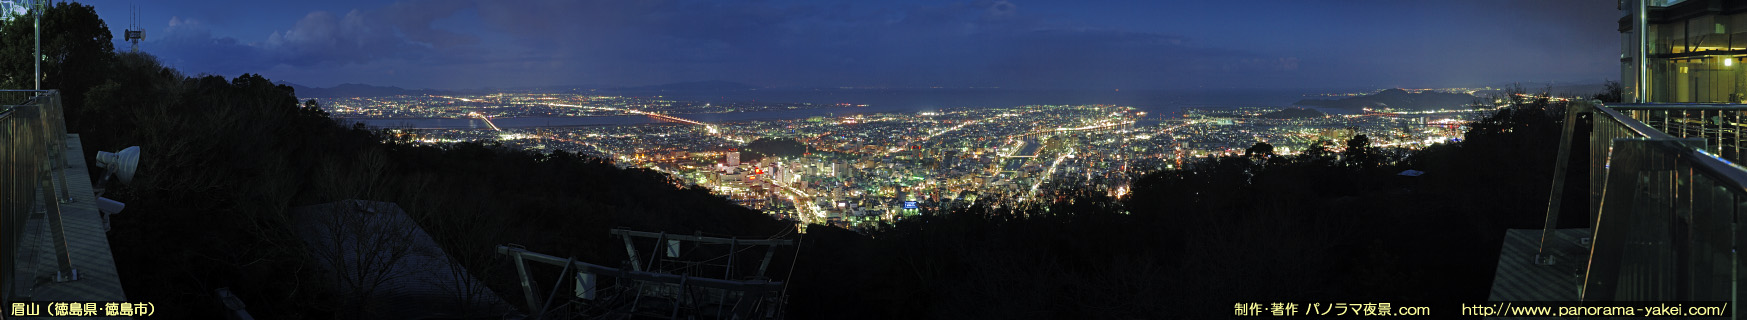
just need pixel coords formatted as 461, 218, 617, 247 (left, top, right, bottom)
0, 0, 1664, 318
320, 92, 1487, 229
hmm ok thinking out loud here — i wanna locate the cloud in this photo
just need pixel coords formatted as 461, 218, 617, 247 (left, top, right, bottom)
262, 10, 433, 66
147, 0, 1322, 89
454, 0, 1301, 88
146, 16, 265, 76
377, 0, 478, 49
983, 0, 1017, 18
146, 1, 482, 75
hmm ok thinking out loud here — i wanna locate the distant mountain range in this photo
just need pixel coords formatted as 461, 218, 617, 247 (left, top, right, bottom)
1258, 107, 1327, 119
1480, 82, 1610, 97
281, 80, 1610, 104
278, 82, 458, 98
618, 80, 761, 92
1294, 88, 1477, 111
280, 80, 764, 98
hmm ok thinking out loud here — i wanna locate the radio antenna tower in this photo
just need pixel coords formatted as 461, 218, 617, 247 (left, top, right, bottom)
124, 4, 143, 52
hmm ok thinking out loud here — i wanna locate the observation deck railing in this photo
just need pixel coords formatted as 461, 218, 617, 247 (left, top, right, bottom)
1545, 101, 1743, 305
2, 89, 78, 303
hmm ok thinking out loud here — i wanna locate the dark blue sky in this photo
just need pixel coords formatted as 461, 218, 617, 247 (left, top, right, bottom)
72, 0, 1618, 90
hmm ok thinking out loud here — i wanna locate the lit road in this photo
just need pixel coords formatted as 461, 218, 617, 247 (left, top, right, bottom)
538, 102, 719, 133
1024, 148, 1074, 201
774, 183, 824, 221
1014, 119, 1133, 137
925, 120, 978, 141
434, 95, 746, 144
435, 95, 725, 136
893, 112, 1021, 153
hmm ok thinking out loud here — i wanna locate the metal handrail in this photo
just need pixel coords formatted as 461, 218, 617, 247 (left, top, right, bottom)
3, 90, 72, 202
1, 105, 32, 304
2, 90, 76, 305
1667, 141, 1747, 192
1600, 102, 1747, 191
1608, 103, 1747, 111
1594, 103, 1678, 139
499, 245, 786, 319
1567, 101, 1743, 305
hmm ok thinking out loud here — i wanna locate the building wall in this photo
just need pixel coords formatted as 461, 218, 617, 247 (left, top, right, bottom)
1626, 0, 1747, 103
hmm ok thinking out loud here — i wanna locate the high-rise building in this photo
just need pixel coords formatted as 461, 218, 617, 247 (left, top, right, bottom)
1621, 0, 1747, 102
726, 151, 740, 167
1490, 0, 1747, 306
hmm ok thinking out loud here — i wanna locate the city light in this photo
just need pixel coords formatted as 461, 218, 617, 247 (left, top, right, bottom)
334, 95, 1475, 227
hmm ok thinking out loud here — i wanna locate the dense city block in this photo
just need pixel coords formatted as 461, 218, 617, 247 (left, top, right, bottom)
322, 93, 1487, 229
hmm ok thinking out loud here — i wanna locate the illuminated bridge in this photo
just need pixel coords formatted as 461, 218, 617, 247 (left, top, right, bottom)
437, 96, 720, 133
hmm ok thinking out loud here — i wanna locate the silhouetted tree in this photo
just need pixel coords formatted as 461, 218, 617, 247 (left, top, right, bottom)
11, 3, 1596, 318
307, 149, 420, 319
1594, 80, 1623, 103
1245, 142, 1275, 158
1300, 139, 1335, 165
1343, 134, 1375, 170
0, 1, 114, 128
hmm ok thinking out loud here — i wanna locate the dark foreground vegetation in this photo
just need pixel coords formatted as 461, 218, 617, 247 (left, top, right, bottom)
5, 3, 1580, 319
6, 4, 790, 318
786, 84, 1583, 319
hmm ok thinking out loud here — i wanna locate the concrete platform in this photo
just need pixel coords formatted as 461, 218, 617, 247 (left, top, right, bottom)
1487, 228, 1591, 302
17, 134, 129, 319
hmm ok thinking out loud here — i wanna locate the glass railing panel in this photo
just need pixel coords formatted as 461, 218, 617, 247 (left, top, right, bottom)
1586, 113, 1747, 306
0, 90, 71, 302
1580, 104, 1744, 306
1689, 173, 1734, 299
1, 102, 44, 303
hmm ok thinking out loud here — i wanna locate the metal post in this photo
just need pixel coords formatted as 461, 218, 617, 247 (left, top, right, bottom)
1638, 0, 1649, 103
727, 238, 736, 280
1538, 101, 1586, 262
1584, 138, 1656, 302
34, 95, 67, 203
33, 0, 41, 91
1734, 199, 1743, 314
49, 94, 68, 203
499, 243, 791, 319
716, 287, 727, 320
511, 249, 540, 315
758, 244, 776, 276
539, 257, 574, 318
621, 233, 641, 271
41, 167, 74, 282
628, 278, 646, 316
670, 275, 685, 320
649, 232, 665, 273
2, 106, 23, 303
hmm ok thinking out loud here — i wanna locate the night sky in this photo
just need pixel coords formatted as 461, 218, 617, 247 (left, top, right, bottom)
62, 0, 1619, 90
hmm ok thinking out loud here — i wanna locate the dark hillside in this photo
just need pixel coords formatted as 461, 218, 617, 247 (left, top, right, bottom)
6, 3, 1575, 319
1295, 88, 1477, 111
5, 5, 794, 317
785, 86, 1571, 318
78, 53, 795, 318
